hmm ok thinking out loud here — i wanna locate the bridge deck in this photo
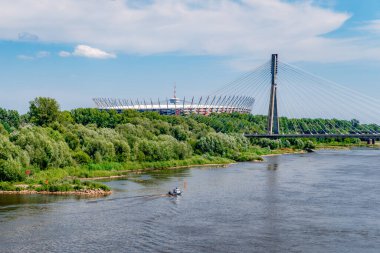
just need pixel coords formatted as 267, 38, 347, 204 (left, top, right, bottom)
244, 134, 380, 139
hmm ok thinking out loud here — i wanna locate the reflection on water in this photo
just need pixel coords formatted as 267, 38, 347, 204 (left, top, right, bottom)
263, 155, 280, 251
267, 155, 279, 171
1, 149, 380, 253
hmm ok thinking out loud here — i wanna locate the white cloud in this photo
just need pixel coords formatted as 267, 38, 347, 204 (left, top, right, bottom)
17, 51, 50, 60
36, 51, 50, 58
58, 45, 116, 59
1, 0, 380, 63
17, 54, 33, 60
58, 51, 71, 57
359, 20, 380, 34
72, 45, 116, 59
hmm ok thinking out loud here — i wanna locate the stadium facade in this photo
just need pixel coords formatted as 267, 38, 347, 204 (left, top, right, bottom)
93, 95, 254, 116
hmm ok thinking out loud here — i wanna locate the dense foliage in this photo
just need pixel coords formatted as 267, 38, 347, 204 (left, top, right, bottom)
0, 97, 368, 184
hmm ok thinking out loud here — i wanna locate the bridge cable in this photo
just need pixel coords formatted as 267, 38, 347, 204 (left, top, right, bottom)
280, 62, 378, 134
278, 64, 346, 135
277, 72, 322, 135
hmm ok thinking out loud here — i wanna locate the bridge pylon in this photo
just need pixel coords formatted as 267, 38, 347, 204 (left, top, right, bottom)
268, 54, 280, 135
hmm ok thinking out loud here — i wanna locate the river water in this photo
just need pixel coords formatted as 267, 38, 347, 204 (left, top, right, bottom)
1, 149, 379, 253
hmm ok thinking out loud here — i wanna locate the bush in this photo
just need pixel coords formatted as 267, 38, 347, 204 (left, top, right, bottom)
304, 140, 316, 150
172, 125, 189, 141
64, 132, 80, 150
72, 150, 91, 164
113, 140, 130, 162
0, 135, 29, 166
82, 181, 110, 191
280, 139, 291, 148
293, 139, 305, 149
228, 152, 262, 162
195, 132, 239, 156
83, 138, 115, 162
251, 138, 281, 150
11, 127, 73, 169
0, 159, 25, 182
136, 136, 192, 162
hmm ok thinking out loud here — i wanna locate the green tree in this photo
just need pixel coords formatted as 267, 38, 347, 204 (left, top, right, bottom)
29, 97, 60, 126
11, 127, 73, 169
0, 108, 20, 131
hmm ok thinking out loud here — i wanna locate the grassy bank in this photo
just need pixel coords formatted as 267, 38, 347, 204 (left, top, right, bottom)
2, 143, 374, 195
0, 155, 234, 194
0, 148, 297, 194
315, 141, 380, 149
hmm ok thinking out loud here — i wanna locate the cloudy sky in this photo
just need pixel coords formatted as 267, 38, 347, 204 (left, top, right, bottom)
0, 0, 379, 112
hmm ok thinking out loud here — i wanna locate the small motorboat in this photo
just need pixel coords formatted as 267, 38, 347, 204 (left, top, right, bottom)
168, 187, 182, 196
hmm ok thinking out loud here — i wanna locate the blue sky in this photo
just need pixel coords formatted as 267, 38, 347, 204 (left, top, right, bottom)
0, 0, 379, 113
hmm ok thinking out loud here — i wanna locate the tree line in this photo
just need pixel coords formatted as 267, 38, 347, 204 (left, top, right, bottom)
0, 97, 367, 182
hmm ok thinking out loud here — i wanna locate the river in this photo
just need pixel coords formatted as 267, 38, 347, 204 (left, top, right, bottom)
1, 149, 379, 252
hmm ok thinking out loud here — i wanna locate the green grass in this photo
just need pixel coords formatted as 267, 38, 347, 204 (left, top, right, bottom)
32, 179, 111, 192
0, 182, 17, 191
1, 149, 310, 193
70, 156, 233, 178
316, 141, 373, 148
1, 155, 233, 193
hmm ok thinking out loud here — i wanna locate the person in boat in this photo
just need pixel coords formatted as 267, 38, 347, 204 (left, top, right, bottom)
174, 187, 181, 194
168, 187, 181, 196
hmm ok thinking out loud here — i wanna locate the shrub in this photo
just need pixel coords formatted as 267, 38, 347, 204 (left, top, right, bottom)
228, 152, 262, 162
0, 135, 29, 166
64, 132, 80, 150
0, 159, 25, 182
280, 139, 291, 148
195, 133, 239, 156
11, 127, 73, 169
294, 139, 305, 149
72, 150, 91, 164
304, 140, 316, 150
83, 138, 115, 162
113, 140, 130, 162
172, 125, 189, 141
82, 181, 110, 191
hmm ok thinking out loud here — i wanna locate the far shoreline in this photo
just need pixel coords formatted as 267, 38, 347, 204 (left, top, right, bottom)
1, 145, 377, 196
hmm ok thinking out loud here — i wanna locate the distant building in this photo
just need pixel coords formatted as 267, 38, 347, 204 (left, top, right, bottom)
94, 85, 254, 115
93, 95, 254, 116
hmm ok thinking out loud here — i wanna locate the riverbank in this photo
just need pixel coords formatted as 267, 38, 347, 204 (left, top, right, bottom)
0, 156, 234, 195
0, 149, 281, 195
1, 145, 368, 196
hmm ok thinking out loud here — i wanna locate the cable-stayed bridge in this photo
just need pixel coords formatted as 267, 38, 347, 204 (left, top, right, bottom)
212, 54, 380, 143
